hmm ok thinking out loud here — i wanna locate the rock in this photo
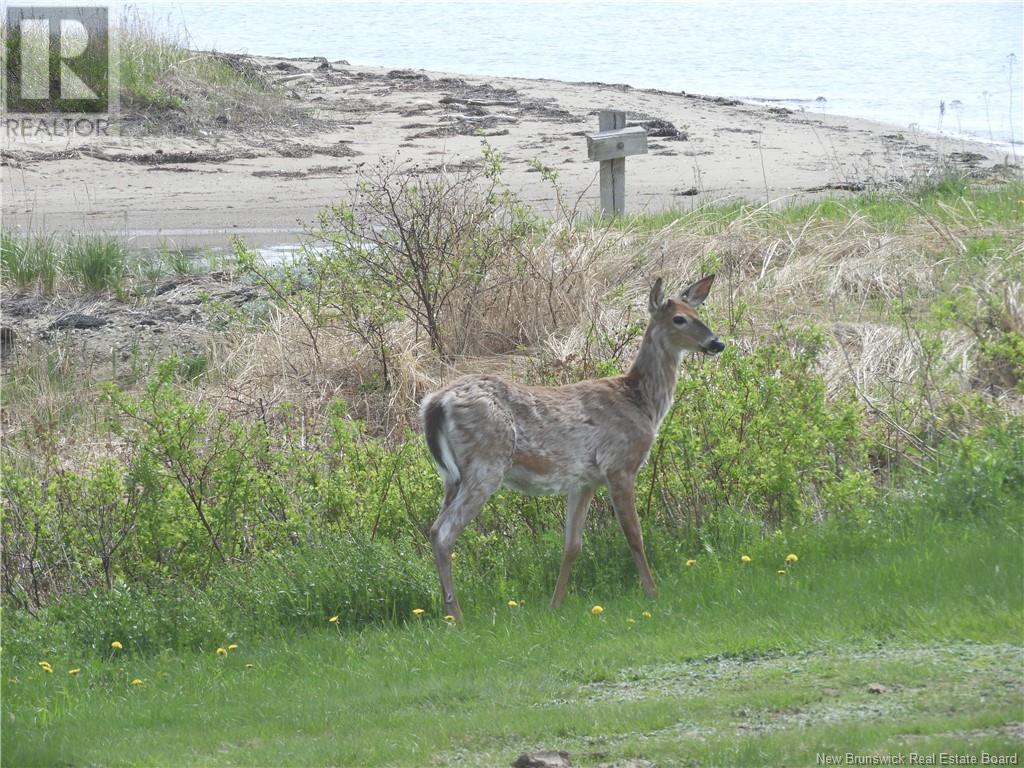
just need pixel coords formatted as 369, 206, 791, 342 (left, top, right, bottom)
867, 682, 888, 694
674, 187, 699, 196
513, 751, 571, 768
48, 314, 106, 330
313, 56, 330, 71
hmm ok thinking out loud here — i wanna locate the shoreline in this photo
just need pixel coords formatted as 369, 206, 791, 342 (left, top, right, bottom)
2, 54, 1015, 250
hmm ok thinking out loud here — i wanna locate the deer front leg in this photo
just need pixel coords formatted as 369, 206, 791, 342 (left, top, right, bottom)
607, 473, 657, 598
550, 487, 595, 610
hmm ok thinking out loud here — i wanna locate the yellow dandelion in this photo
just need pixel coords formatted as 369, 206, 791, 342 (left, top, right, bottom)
641, 610, 653, 619
216, 647, 228, 657
591, 605, 604, 615
38, 661, 53, 673
686, 559, 697, 567
244, 663, 255, 669
507, 600, 519, 608
778, 569, 787, 575
130, 678, 143, 686
443, 614, 456, 623
450, 553, 458, 561
227, 643, 239, 651
412, 608, 425, 617
627, 618, 637, 624
110, 641, 123, 650
741, 555, 752, 563
328, 615, 339, 624
68, 668, 81, 676
785, 553, 798, 563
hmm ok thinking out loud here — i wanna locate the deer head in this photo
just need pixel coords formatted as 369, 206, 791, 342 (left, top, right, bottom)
647, 275, 725, 355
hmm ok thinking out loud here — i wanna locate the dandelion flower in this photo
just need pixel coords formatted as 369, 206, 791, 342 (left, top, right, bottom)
328, 615, 339, 624
741, 555, 752, 563
778, 570, 787, 575
686, 559, 697, 567
110, 641, 123, 650
641, 611, 652, 619
216, 647, 228, 657
38, 661, 53, 673
245, 663, 255, 669
450, 553, 458, 562
591, 605, 604, 616
131, 678, 143, 686
68, 668, 81, 676
443, 614, 456, 623
786, 553, 798, 563
412, 608, 425, 617
627, 618, 637, 624
507, 600, 519, 608
227, 643, 239, 651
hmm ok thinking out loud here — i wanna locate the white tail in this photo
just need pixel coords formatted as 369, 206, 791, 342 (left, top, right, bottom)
422, 276, 724, 621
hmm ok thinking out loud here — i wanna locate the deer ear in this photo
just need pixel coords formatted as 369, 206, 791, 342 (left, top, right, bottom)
678, 274, 716, 308
648, 278, 666, 313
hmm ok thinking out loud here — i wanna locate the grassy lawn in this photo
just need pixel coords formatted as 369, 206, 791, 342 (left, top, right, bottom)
4, 517, 1021, 767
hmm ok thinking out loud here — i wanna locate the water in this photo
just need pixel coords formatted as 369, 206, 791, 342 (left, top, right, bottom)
146, 0, 1022, 146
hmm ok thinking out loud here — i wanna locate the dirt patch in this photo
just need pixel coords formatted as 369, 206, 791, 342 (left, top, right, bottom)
1, 275, 265, 374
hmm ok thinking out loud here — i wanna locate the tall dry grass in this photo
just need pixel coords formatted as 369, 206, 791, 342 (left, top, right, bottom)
198, 171, 1023, 458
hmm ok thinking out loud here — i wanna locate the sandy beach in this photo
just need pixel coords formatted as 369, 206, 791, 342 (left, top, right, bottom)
1, 54, 1010, 249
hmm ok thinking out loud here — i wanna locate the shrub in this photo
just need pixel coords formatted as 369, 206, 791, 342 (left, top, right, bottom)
641, 328, 874, 534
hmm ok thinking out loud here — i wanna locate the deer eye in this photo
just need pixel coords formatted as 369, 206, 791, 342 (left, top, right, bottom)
672, 316, 688, 325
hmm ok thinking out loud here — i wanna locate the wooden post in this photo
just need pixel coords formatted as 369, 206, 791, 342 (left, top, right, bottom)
587, 109, 648, 217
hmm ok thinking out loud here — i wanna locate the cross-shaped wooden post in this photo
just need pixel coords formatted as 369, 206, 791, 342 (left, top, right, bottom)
587, 109, 648, 217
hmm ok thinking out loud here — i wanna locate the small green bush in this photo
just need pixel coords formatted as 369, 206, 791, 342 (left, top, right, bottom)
643, 328, 874, 534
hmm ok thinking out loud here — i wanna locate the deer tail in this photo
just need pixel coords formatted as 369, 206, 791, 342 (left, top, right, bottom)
421, 392, 461, 486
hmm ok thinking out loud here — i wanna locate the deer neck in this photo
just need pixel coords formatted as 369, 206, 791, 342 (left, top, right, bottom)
624, 324, 682, 428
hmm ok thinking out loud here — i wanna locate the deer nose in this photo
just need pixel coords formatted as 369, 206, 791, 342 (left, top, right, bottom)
705, 339, 725, 354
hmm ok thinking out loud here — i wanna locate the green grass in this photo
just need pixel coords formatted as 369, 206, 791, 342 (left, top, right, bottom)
3, 516, 1020, 767
616, 176, 1024, 234
117, 22, 254, 113
1, 231, 59, 292
0, 231, 204, 294
63, 236, 128, 293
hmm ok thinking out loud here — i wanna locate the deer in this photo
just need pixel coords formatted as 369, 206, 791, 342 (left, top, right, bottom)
420, 276, 724, 621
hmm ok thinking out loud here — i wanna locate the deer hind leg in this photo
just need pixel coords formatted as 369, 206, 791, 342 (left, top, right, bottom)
550, 488, 595, 610
607, 473, 657, 598
430, 467, 502, 622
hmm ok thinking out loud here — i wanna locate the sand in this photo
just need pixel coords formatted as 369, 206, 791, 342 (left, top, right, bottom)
1, 55, 1011, 250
